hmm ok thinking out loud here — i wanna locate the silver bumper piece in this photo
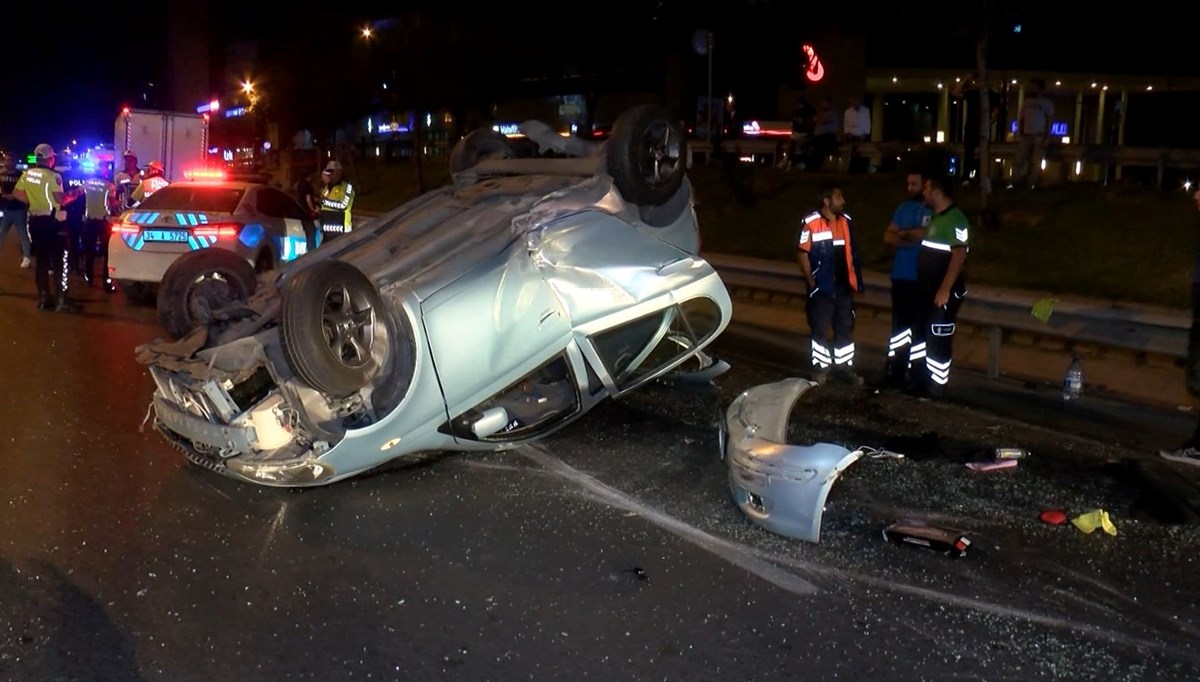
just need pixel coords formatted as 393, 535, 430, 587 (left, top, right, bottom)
725, 378, 863, 543
154, 395, 256, 453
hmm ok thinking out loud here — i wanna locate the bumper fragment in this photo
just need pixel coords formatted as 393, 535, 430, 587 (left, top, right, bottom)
724, 377, 862, 543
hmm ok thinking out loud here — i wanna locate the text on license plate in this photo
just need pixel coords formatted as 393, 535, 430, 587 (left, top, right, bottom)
143, 229, 190, 243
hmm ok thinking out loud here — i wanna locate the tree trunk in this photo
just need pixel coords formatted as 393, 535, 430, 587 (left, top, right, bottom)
976, 33, 991, 209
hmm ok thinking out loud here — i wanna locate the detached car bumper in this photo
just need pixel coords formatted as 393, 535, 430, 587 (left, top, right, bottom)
724, 378, 862, 543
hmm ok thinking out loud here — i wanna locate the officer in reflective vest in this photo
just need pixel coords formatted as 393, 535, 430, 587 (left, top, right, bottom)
319, 160, 354, 241
13, 144, 79, 311
796, 184, 864, 384
911, 174, 969, 396
882, 169, 932, 388
131, 160, 169, 204
81, 167, 118, 291
114, 150, 141, 210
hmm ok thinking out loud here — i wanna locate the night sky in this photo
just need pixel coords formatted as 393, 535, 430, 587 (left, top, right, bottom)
2, 0, 1196, 155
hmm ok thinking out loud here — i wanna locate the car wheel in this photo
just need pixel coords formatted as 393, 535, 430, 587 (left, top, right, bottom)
280, 259, 387, 398
449, 128, 513, 179
607, 105, 687, 206
157, 250, 258, 339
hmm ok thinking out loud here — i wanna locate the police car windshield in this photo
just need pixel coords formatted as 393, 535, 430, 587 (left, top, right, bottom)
136, 186, 244, 213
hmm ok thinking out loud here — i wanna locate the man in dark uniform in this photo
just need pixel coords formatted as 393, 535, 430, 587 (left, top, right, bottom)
13, 144, 79, 311
796, 184, 864, 385
81, 165, 118, 290
910, 174, 969, 396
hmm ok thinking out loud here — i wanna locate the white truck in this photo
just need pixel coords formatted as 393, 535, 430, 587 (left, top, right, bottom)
114, 108, 209, 182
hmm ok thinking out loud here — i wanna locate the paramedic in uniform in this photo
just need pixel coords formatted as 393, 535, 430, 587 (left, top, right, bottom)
911, 174, 969, 395
81, 166, 118, 291
319, 160, 354, 241
13, 144, 78, 311
131, 160, 169, 205
881, 169, 932, 388
796, 184, 864, 384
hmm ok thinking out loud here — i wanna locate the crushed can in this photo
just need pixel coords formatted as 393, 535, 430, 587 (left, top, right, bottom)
882, 521, 972, 557
994, 447, 1030, 460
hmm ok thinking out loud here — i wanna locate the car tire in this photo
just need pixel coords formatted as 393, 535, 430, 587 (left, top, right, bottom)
449, 128, 513, 179
280, 259, 387, 398
157, 250, 258, 339
607, 104, 687, 206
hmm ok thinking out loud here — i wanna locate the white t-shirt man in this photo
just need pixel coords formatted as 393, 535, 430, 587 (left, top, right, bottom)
844, 103, 871, 138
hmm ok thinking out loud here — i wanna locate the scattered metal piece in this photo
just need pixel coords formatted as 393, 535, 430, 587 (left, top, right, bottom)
882, 521, 972, 557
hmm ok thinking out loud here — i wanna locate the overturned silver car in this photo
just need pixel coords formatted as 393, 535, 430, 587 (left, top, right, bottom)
135, 105, 733, 487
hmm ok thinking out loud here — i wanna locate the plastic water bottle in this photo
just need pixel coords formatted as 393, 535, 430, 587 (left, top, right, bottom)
1062, 356, 1083, 401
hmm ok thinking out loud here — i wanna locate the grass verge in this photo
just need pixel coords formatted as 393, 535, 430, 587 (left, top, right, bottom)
350, 157, 1198, 309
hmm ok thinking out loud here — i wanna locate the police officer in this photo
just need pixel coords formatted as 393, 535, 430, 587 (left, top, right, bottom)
911, 174, 969, 396
881, 169, 932, 388
114, 150, 141, 209
796, 184, 864, 384
81, 165, 118, 291
131, 160, 168, 204
319, 160, 354, 242
0, 153, 33, 268
13, 144, 78, 311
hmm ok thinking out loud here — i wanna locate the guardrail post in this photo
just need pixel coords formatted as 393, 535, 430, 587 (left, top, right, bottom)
988, 326, 1002, 379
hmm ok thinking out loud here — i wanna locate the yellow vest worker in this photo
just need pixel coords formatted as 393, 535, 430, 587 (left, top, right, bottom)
13, 143, 78, 311
319, 160, 354, 242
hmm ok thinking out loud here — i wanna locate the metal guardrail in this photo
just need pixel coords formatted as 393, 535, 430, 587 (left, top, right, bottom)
706, 252, 1189, 378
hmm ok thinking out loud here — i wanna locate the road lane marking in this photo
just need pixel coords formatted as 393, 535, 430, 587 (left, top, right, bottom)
517, 444, 820, 597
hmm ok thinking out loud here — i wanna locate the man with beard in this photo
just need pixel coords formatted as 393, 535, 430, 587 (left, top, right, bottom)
881, 169, 932, 388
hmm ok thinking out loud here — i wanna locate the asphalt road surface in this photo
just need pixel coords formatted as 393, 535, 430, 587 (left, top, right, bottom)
0, 243, 1198, 681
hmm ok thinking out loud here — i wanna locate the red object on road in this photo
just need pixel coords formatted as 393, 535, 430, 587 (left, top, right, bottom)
1040, 509, 1068, 525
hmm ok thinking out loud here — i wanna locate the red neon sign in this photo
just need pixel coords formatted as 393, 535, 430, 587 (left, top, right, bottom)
802, 44, 825, 83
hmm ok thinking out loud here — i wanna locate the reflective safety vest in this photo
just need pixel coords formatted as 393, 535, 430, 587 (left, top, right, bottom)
917, 204, 970, 284
132, 176, 169, 203
83, 177, 116, 218
14, 166, 63, 216
320, 181, 354, 232
796, 210, 862, 293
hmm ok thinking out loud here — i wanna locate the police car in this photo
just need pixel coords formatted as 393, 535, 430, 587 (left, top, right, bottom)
108, 169, 318, 336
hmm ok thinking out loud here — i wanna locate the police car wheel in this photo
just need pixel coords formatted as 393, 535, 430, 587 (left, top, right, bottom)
157, 250, 258, 340
607, 105, 687, 206
449, 128, 513, 180
280, 259, 388, 398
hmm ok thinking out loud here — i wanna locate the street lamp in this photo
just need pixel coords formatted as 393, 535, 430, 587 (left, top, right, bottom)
241, 80, 254, 95
361, 25, 373, 39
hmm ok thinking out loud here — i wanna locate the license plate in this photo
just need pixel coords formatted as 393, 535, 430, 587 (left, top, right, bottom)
143, 229, 190, 243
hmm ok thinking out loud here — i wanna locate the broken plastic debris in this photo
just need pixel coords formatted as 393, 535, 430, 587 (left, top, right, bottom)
1039, 509, 1068, 525
1031, 297, 1059, 323
1070, 508, 1118, 536
994, 447, 1030, 460
882, 521, 972, 557
966, 459, 1018, 472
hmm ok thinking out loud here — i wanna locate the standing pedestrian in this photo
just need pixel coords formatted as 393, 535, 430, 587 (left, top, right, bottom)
0, 153, 32, 268
909, 174, 969, 396
796, 184, 864, 384
12, 144, 79, 311
81, 164, 119, 291
881, 169, 932, 388
318, 160, 355, 242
